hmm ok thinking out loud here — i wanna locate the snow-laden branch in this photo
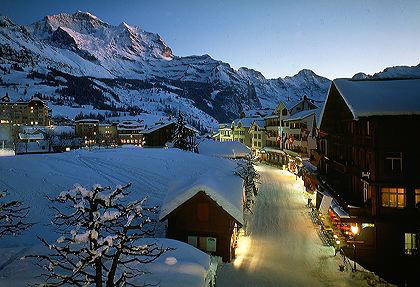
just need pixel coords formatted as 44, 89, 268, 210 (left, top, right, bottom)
0, 190, 33, 237
235, 153, 260, 214
27, 183, 170, 287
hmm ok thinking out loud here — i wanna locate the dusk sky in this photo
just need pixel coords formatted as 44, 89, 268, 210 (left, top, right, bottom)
1, 0, 419, 79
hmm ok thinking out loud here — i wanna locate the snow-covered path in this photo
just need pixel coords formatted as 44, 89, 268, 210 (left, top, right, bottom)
216, 165, 380, 287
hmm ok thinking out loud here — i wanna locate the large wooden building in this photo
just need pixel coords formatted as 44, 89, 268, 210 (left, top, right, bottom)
143, 120, 197, 147
0, 96, 50, 126
318, 78, 420, 285
159, 172, 244, 262
116, 120, 144, 145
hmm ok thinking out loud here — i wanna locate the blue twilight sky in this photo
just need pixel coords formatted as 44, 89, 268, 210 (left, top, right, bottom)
1, 0, 419, 79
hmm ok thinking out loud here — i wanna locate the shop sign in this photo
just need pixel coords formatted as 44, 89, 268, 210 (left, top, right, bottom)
361, 171, 370, 179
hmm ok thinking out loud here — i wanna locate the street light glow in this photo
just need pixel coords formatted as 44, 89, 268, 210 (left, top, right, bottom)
351, 225, 359, 236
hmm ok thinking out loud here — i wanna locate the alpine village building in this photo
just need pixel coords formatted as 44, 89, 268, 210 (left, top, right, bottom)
159, 172, 244, 262
318, 78, 420, 285
0, 95, 51, 126
213, 78, 420, 285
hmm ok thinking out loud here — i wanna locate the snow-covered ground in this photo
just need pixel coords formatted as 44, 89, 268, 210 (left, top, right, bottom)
0, 147, 237, 285
0, 238, 217, 287
0, 147, 236, 244
198, 139, 250, 158
216, 165, 392, 287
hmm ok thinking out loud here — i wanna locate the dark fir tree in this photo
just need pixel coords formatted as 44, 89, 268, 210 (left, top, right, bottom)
27, 183, 168, 287
172, 112, 197, 153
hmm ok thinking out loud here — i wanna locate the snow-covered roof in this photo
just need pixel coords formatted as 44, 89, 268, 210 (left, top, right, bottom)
75, 119, 100, 123
333, 78, 420, 118
198, 139, 250, 158
302, 160, 317, 173
143, 120, 198, 134
253, 118, 265, 128
117, 121, 144, 131
261, 147, 285, 154
159, 171, 244, 225
51, 125, 75, 135
264, 114, 278, 119
242, 108, 274, 118
18, 132, 45, 140
142, 120, 176, 134
233, 117, 264, 128
285, 107, 322, 123
283, 98, 303, 110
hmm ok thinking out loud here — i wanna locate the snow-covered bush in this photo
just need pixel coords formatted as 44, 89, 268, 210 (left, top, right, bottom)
235, 153, 260, 214
0, 190, 32, 237
28, 183, 168, 287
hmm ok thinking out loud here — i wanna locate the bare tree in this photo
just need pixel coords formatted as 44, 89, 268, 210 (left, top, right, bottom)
0, 190, 33, 237
235, 153, 260, 214
28, 183, 168, 287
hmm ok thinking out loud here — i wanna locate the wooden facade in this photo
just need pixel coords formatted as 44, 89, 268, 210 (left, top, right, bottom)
319, 81, 420, 285
162, 191, 240, 262
143, 122, 197, 147
143, 122, 176, 147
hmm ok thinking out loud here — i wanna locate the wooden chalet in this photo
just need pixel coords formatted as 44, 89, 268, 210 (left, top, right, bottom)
318, 78, 420, 285
159, 172, 244, 262
143, 120, 198, 147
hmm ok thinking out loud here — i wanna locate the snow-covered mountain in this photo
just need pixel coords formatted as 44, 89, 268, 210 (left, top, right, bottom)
352, 64, 420, 80
1, 11, 418, 130
0, 11, 331, 128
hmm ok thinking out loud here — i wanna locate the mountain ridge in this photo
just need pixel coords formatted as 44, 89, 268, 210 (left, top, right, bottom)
1, 11, 419, 130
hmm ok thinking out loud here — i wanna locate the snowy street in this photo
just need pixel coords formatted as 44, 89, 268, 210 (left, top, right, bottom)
216, 164, 385, 287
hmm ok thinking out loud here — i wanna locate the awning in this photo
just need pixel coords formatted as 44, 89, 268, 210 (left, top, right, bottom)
319, 194, 333, 214
302, 160, 317, 173
284, 149, 300, 158
261, 147, 285, 154
331, 200, 350, 219
317, 189, 350, 219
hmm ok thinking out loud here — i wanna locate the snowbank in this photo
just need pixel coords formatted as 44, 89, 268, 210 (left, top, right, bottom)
199, 139, 250, 159
0, 238, 218, 287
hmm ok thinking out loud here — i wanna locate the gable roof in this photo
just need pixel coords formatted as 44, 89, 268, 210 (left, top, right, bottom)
253, 118, 265, 128
242, 108, 274, 118
284, 107, 322, 125
159, 171, 244, 225
233, 117, 264, 128
142, 120, 198, 134
333, 78, 420, 118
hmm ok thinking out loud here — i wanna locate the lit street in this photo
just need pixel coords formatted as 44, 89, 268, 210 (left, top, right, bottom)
217, 165, 377, 287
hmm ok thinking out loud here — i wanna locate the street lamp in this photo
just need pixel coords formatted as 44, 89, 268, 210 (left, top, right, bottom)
351, 225, 359, 236
348, 224, 362, 272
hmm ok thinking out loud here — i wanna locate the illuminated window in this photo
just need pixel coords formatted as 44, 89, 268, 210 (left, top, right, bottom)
415, 189, 420, 208
381, 187, 405, 208
404, 233, 418, 255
